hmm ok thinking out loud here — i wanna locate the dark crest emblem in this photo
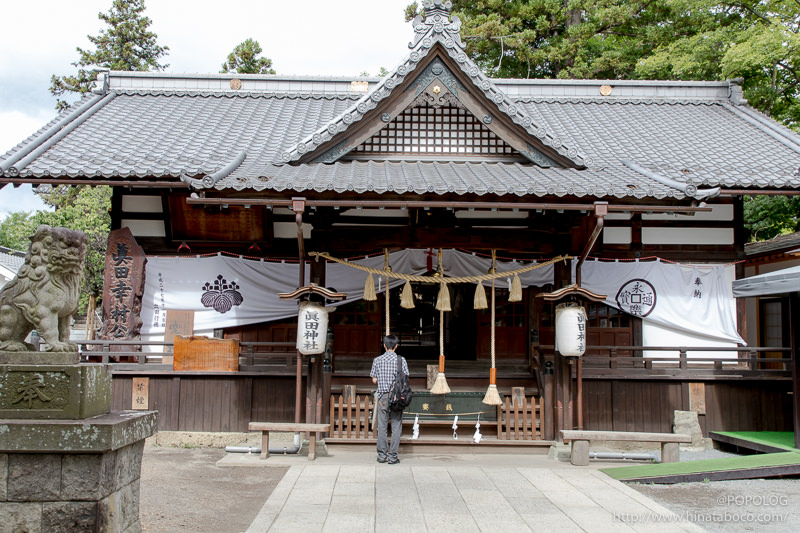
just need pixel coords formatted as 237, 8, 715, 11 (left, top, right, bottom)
201, 275, 244, 314
615, 279, 657, 317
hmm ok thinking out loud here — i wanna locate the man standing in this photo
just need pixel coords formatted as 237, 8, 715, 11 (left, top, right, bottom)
370, 334, 409, 464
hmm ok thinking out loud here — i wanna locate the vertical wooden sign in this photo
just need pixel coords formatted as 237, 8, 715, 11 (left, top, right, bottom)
132, 377, 150, 410
98, 227, 147, 352
163, 310, 194, 366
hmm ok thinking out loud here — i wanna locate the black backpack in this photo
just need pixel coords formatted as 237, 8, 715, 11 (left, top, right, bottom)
388, 354, 413, 412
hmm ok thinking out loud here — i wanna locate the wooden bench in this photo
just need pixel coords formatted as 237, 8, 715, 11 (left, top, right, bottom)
560, 430, 692, 466
248, 422, 331, 460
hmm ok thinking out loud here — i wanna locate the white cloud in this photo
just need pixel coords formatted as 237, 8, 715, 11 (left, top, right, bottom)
0, 0, 414, 218
0, 110, 57, 155
0, 184, 51, 221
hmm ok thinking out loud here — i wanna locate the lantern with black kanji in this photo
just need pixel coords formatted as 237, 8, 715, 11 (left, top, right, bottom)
296, 301, 329, 355
555, 302, 587, 357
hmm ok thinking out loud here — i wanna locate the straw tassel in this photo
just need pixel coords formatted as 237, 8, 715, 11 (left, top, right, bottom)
430, 371, 450, 394
364, 273, 376, 301
482, 384, 502, 405
400, 280, 415, 309
509, 273, 522, 302
430, 355, 451, 394
431, 307, 450, 395
482, 368, 502, 405
473, 282, 487, 310
435, 283, 451, 311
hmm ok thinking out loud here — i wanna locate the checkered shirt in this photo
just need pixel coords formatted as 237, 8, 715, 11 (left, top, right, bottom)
370, 351, 409, 394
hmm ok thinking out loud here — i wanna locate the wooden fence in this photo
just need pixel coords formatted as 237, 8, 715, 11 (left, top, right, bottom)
329, 391, 542, 441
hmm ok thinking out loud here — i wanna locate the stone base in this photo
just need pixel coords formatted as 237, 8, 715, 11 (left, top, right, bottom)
0, 363, 111, 420
1, 410, 157, 533
0, 351, 80, 365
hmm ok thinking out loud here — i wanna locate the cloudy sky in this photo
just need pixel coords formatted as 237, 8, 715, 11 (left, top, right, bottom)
0, 0, 414, 218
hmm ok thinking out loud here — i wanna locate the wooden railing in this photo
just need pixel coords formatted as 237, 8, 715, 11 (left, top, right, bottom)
329, 392, 374, 439
500, 393, 541, 440
533, 344, 792, 379
76, 339, 297, 372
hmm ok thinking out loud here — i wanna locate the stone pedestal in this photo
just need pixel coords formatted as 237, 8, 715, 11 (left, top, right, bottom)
0, 410, 158, 533
0, 361, 111, 420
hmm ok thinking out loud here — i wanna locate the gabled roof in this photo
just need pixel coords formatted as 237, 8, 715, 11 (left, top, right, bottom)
279, 0, 587, 169
2, 2, 800, 202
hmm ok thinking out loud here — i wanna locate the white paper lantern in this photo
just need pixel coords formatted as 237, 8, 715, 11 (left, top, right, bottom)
555, 303, 587, 357
296, 301, 328, 355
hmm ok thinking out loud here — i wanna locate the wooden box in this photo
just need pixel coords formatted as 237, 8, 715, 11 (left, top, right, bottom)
173, 335, 239, 372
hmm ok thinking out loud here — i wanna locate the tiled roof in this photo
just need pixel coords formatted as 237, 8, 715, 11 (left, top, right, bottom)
4, 84, 797, 200
279, 2, 588, 168
2, 2, 800, 201
215, 160, 678, 199
0, 246, 25, 274
745, 232, 800, 257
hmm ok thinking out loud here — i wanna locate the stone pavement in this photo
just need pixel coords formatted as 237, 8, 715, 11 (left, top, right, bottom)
218, 449, 706, 533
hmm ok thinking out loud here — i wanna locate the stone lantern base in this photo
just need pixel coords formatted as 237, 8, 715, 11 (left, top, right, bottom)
1, 410, 158, 532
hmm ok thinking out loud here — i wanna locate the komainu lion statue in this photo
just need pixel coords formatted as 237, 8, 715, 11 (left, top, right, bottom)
0, 225, 89, 352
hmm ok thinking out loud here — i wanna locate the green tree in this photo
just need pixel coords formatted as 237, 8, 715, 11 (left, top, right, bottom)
408, 0, 678, 80
743, 195, 800, 241
0, 211, 39, 250
635, 0, 800, 130
49, 0, 169, 111
408, 1, 800, 129
220, 39, 276, 74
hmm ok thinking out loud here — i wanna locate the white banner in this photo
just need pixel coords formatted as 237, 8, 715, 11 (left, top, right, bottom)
577, 259, 744, 345
141, 249, 554, 335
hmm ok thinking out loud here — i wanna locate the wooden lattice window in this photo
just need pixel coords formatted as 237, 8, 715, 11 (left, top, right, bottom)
353, 104, 517, 156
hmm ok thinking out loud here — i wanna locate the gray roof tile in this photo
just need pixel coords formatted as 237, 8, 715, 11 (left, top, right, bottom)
745, 232, 800, 257
0, 246, 25, 273
2, 86, 799, 200
2, 3, 800, 200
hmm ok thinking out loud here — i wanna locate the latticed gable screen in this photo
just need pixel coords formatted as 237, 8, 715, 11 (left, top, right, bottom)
353, 104, 517, 156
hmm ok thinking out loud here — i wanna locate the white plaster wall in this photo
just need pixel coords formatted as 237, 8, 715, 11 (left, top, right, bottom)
121, 195, 163, 212
641, 227, 734, 245
602, 227, 631, 245
121, 219, 166, 237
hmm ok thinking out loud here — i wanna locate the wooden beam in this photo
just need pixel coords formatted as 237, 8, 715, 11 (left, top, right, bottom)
312, 227, 563, 254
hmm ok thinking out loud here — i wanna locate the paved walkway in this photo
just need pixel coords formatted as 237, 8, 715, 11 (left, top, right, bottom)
219, 450, 705, 533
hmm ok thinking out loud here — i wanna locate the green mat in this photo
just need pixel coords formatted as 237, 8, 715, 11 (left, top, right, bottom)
713, 431, 796, 452
601, 451, 800, 481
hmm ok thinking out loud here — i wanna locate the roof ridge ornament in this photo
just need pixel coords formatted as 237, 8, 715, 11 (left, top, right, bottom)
409, 0, 464, 50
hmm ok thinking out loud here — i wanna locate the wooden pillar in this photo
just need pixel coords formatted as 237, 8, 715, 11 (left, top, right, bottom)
552, 259, 573, 440
790, 292, 800, 449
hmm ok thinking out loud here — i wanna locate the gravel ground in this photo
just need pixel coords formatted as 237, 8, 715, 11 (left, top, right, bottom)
627, 450, 800, 532
139, 446, 287, 533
